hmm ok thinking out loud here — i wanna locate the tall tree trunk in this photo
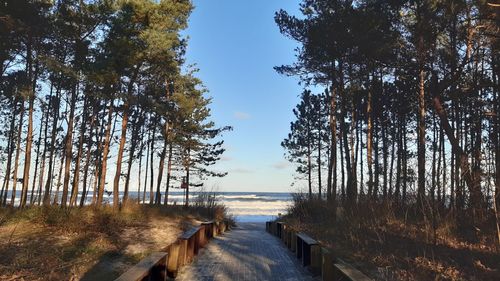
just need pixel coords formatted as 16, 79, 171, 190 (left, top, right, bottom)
431, 114, 437, 202
143, 127, 151, 204
149, 123, 156, 205
36, 91, 52, 206
61, 85, 78, 208
70, 96, 88, 206
1, 103, 17, 206
327, 87, 337, 204
338, 62, 354, 206
382, 118, 388, 199
402, 121, 408, 203
185, 147, 190, 207
155, 136, 167, 205
20, 96, 34, 207
417, 62, 426, 206
53, 154, 64, 205
432, 95, 482, 222
97, 102, 114, 206
20, 37, 35, 208
124, 114, 140, 205
340, 127, 345, 200
395, 117, 402, 201
11, 101, 25, 206
80, 108, 96, 207
164, 143, 173, 206
317, 112, 322, 199
367, 83, 374, 197
43, 87, 61, 205
307, 112, 313, 200
389, 125, 396, 197
30, 104, 44, 205
113, 102, 129, 209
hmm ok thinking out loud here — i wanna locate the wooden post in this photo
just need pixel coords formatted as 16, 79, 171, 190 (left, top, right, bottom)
310, 244, 322, 276
291, 232, 297, 253
199, 225, 207, 247
296, 236, 303, 259
322, 247, 335, 281
177, 239, 188, 267
167, 243, 180, 278
187, 235, 195, 262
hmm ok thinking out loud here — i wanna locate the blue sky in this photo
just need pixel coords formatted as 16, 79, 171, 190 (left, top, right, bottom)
183, 0, 304, 192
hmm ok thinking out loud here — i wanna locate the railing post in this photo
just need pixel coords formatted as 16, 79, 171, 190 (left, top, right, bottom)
321, 247, 334, 281
310, 244, 321, 276
178, 239, 188, 267
291, 232, 297, 253
167, 243, 180, 278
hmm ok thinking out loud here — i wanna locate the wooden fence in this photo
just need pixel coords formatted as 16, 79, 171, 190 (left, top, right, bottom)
266, 221, 372, 281
115, 219, 231, 281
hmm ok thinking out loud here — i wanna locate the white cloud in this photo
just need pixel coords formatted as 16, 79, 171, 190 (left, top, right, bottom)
230, 168, 254, 174
234, 111, 251, 120
272, 161, 290, 170
220, 156, 233, 162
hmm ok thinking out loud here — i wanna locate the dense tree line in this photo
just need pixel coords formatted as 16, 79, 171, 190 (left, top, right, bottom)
278, 0, 499, 243
0, 0, 229, 208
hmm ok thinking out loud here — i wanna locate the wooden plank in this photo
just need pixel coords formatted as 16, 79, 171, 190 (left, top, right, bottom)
179, 226, 202, 240
115, 252, 167, 281
296, 232, 319, 245
334, 260, 372, 281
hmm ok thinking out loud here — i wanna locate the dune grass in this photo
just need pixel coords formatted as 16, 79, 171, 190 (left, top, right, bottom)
0, 202, 227, 281
282, 195, 500, 281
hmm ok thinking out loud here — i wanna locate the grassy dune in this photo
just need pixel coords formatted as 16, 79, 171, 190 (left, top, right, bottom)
0, 203, 225, 280
282, 197, 500, 281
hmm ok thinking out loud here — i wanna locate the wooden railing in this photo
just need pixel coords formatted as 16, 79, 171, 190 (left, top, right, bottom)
266, 221, 372, 281
116, 219, 231, 281
114, 252, 168, 281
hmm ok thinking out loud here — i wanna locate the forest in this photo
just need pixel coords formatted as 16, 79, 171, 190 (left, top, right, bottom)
278, 1, 499, 278
0, 0, 230, 209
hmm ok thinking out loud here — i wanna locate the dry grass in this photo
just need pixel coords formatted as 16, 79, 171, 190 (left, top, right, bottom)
282, 195, 500, 281
0, 202, 222, 281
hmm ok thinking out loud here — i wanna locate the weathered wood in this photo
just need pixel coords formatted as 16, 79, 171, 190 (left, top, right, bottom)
296, 232, 319, 245
322, 247, 335, 281
296, 235, 303, 259
334, 259, 373, 281
277, 222, 283, 238
310, 244, 321, 276
291, 232, 297, 253
167, 243, 180, 278
198, 225, 207, 248
180, 226, 201, 240
281, 224, 287, 243
177, 239, 188, 267
201, 221, 214, 239
187, 232, 196, 262
115, 252, 167, 281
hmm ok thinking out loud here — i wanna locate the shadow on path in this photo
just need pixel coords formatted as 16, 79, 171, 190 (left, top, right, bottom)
175, 222, 318, 281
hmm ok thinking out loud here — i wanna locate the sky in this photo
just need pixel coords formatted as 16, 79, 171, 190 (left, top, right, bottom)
182, 0, 304, 192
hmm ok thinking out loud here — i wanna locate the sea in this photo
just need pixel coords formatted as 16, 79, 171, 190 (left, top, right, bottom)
165, 191, 292, 223
4, 191, 293, 223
